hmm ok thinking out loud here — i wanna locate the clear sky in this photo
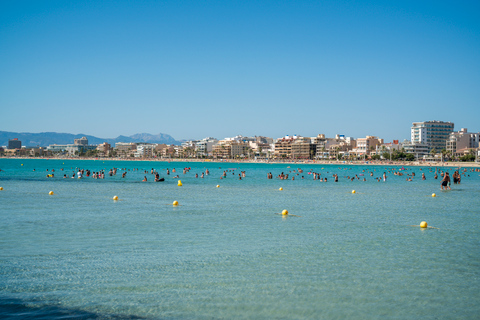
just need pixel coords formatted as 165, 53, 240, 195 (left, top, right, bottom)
1, 0, 479, 142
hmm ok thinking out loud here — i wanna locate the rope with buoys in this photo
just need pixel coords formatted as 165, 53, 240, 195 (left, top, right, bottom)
274, 209, 301, 217
410, 221, 439, 229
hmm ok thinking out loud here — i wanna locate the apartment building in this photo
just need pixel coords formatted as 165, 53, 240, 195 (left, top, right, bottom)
355, 136, 384, 155
411, 120, 454, 152
446, 128, 480, 157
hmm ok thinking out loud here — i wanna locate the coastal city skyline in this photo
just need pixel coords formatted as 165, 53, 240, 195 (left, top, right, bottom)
1, 1, 479, 142
3, 120, 479, 162
1, 117, 479, 145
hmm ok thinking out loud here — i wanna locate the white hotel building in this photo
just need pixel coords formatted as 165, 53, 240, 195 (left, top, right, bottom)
411, 120, 454, 152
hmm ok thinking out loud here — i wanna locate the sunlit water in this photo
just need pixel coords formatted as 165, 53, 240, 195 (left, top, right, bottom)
1, 159, 479, 319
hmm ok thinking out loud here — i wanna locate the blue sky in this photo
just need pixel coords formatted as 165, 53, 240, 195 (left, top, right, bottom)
1, 0, 479, 142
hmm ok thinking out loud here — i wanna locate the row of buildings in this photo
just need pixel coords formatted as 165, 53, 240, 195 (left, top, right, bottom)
2, 121, 479, 161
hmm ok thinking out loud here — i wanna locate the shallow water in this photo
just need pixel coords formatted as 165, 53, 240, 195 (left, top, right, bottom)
1, 159, 479, 319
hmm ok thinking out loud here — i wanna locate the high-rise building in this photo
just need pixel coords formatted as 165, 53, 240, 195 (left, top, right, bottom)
411, 120, 454, 152
74, 137, 88, 146
8, 138, 22, 149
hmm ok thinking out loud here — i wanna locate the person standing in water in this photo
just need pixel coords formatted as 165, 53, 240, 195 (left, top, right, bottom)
441, 172, 451, 190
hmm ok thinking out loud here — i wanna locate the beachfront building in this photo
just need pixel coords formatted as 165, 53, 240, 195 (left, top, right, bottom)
327, 144, 345, 159
402, 140, 429, 159
135, 144, 155, 158
274, 135, 297, 159
212, 139, 249, 159
27, 147, 48, 157
212, 143, 231, 159
114, 142, 137, 158
161, 145, 177, 158
231, 142, 249, 158
376, 140, 401, 159
3, 148, 21, 156
411, 120, 454, 152
96, 142, 111, 157
180, 140, 198, 158
195, 137, 218, 157
154, 144, 167, 157
446, 128, 480, 158
351, 136, 383, 157
8, 138, 22, 149
312, 134, 328, 158
291, 136, 316, 159
46, 144, 69, 153
248, 136, 274, 159
47, 137, 96, 156
74, 136, 89, 146
312, 134, 355, 159
66, 144, 97, 155
255, 136, 274, 145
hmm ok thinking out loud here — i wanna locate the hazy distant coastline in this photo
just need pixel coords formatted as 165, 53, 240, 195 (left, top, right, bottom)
0, 131, 181, 147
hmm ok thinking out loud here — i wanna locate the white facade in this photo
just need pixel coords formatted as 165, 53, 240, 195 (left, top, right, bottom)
135, 144, 155, 158
411, 120, 454, 151
402, 140, 429, 157
196, 137, 218, 156
74, 137, 88, 146
446, 128, 480, 156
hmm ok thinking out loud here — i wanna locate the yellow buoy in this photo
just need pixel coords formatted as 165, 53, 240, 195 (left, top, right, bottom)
352, 190, 356, 194
432, 193, 436, 197
420, 221, 428, 228
113, 195, 119, 201
282, 209, 288, 216
21, 164, 23, 166
173, 200, 179, 206
49, 191, 54, 195
279, 187, 283, 191
216, 185, 220, 188
177, 180, 183, 186
0, 187, 3, 191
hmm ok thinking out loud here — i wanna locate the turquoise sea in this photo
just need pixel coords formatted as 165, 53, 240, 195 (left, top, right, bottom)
1, 159, 479, 319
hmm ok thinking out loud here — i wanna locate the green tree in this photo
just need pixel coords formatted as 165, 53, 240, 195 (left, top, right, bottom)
460, 154, 475, 162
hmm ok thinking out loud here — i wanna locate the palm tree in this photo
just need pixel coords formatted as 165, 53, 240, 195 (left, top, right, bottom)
446, 150, 453, 161
369, 146, 375, 159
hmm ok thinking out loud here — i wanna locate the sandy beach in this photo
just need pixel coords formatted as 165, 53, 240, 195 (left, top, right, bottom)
3, 156, 480, 168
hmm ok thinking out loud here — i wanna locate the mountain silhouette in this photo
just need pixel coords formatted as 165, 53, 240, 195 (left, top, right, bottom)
0, 131, 180, 147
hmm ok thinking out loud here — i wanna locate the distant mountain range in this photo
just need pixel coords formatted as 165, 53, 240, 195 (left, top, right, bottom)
0, 131, 181, 147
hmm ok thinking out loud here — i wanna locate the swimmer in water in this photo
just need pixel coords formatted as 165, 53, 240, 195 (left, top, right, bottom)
441, 172, 451, 190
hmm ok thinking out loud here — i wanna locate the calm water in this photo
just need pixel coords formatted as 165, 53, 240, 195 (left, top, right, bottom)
1, 159, 479, 319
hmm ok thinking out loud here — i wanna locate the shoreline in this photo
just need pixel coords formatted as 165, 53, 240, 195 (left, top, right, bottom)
2, 157, 480, 168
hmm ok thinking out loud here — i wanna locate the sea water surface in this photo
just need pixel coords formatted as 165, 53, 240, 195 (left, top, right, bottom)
1, 159, 479, 319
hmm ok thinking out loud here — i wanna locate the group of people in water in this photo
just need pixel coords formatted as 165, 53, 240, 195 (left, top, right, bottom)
264, 166, 471, 189
37, 165, 477, 190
